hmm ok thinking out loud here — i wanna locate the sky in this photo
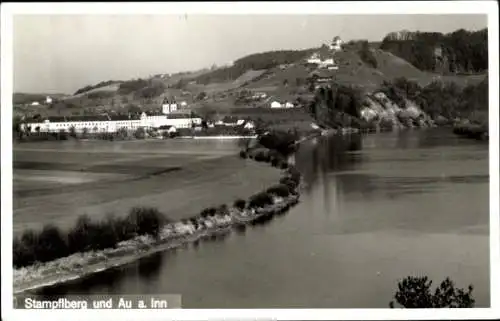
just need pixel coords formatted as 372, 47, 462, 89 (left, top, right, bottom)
13, 14, 487, 94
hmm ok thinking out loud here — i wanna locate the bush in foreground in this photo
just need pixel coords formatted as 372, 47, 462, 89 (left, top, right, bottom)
285, 167, 302, 184
279, 177, 298, 191
14, 226, 69, 267
13, 207, 169, 268
36, 225, 69, 263
67, 214, 118, 252
248, 192, 274, 209
266, 184, 291, 198
127, 207, 167, 238
233, 199, 247, 211
253, 149, 270, 162
270, 157, 280, 167
216, 204, 230, 216
389, 276, 475, 308
13, 230, 38, 268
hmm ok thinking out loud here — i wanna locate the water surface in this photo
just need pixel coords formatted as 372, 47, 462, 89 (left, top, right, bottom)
32, 129, 490, 308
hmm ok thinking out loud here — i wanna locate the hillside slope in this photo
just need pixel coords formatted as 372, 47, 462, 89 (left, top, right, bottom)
13, 34, 487, 120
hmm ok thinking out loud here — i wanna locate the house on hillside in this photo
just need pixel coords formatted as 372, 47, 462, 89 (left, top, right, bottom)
305, 51, 338, 69
318, 58, 336, 69
330, 36, 344, 52
31, 101, 40, 106
284, 102, 295, 109
306, 53, 322, 66
46, 96, 53, 104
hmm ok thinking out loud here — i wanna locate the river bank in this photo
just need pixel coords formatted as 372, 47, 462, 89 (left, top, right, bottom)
452, 122, 489, 141
14, 193, 300, 294
13, 138, 303, 294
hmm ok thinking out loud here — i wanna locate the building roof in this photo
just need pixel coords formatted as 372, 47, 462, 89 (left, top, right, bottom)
29, 114, 140, 123
67, 115, 111, 122
222, 116, 239, 123
144, 112, 165, 117
108, 114, 139, 120
167, 113, 197, 119
46, 116, 67, 122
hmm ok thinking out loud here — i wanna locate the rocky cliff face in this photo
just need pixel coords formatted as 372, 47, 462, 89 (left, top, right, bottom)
360, 92, 435, 130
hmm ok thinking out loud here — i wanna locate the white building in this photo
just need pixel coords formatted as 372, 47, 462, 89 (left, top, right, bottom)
330, 36, 344, 52
162, 102, 178, 114
270, 101, 282, 108
306, 53, 337, 69
143, 112, 202, 129
31, 101, 40, 106
25, 115, 129, 133
284, 102, 295, 109
306, 53, 322, 65
319, 58, 335, 69
24, 112, 202, 134
243, 121, 255, 129
46, 96, 53, 104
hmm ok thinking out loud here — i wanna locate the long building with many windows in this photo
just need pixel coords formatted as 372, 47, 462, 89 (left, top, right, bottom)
23, 111, 202, 134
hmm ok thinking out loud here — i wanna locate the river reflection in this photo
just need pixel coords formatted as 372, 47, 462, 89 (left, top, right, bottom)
28, 129, 490, 308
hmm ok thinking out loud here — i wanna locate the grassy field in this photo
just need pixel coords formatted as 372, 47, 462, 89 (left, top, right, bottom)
13, 140, 281, 235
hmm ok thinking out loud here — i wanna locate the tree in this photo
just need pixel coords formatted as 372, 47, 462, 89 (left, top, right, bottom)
126, 104, 141, 114
81, 127, 89, 139
358, 40, 378, 68
380, 28, 487, 73
389, 276, 475, 308
69, 126, 77, 138
196, 91, 207, 102
134, 127, 146, 139
58, 129, 68, 140
198, 104, 217, 121
116, 127, 129, 140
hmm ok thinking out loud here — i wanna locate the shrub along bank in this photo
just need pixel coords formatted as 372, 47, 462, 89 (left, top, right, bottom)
13, 208, 168, 268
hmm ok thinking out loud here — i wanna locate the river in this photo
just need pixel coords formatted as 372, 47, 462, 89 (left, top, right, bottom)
30, 128, 490, 308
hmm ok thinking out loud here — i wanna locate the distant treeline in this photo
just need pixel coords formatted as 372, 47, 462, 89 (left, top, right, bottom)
379, 76, 488, 120
308, 75, 488, 130
118, 79, 166, 99
380, 28, 488, 73
190, 49, 317, 85
308, 84, 365, 129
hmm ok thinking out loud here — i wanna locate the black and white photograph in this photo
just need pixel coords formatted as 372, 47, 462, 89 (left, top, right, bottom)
1, 1, 499, 319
